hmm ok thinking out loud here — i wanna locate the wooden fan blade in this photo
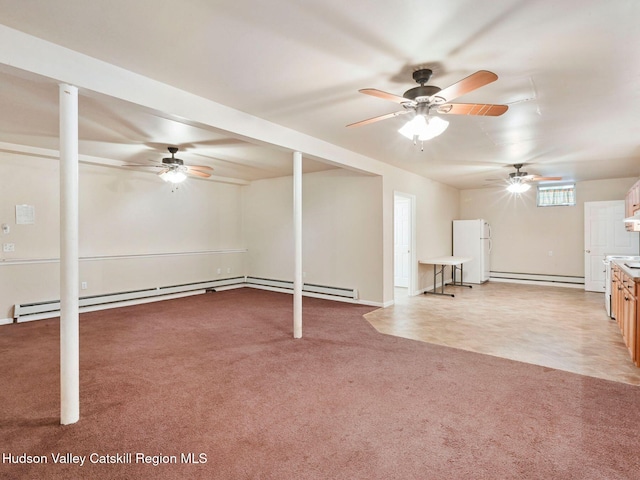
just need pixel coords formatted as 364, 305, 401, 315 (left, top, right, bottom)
531, 176, 563, 182
187, 165, 214, 172
122, 164, 163, 169
359, 88, 409, 104
484, 177, 507, 182
186, 168, 211, 178
346, 110, 410, 128
436, 103, 508, 116
433, 70, 498, 103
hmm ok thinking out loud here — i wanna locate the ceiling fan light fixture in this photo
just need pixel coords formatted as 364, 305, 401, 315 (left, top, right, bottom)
507, 181, 531, 193
159, 169, 187, 184
398, 115, 449, 141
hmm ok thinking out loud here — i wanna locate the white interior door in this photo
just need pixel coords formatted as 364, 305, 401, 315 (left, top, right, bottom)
584, 200, 639, 292
394, 196, 410, 288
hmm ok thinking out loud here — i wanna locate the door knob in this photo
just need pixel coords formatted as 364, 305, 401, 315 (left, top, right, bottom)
585, 250, 590, 253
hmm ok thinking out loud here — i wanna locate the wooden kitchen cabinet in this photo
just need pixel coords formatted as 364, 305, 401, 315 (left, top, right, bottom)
612, 266, 621, 328
624, 287, 637, 361
612, 266, 628, 328
625, 179, 640, 232
611, 263, 640, 366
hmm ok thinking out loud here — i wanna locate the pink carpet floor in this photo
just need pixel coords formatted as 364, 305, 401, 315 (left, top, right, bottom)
1, 288, 639, 479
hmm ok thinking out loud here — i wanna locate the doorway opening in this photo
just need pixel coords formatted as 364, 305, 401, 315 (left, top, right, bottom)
394, 192, 416, 302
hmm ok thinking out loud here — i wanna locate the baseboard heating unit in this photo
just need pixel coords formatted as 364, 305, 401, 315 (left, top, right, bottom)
13, 277, 246, 323
489, 271, 584, 288
245, 276, 359, 300
12, 276, 360, 323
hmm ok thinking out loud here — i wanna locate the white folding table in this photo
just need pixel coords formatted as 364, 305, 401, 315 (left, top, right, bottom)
419, 256, 473, 297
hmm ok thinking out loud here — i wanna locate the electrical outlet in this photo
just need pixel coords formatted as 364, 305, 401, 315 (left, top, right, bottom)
216, 268, 221, 274
227, 268, 231, 273
3, 243, 15, 252
81, 282, 88, 290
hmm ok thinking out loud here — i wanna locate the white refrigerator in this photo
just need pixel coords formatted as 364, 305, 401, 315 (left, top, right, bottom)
453, 219, 491, 284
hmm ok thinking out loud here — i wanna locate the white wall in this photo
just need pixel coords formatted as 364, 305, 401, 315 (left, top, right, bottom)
243, 169, 384, 303
79, 164, 244, 256
0, 153, 247, 319
459, 177, 638, 277
303, 170, 384, 299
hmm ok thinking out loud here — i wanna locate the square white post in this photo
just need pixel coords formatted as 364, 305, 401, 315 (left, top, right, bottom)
293, 151, 303, 338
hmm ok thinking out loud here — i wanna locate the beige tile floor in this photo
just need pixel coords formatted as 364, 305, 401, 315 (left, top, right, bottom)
365, 281, 640, 386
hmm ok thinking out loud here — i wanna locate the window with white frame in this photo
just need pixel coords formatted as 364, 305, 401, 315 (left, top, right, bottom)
537, 184, 576, 207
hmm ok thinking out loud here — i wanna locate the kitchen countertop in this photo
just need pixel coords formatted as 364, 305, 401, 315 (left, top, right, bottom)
612, 259, 640, 280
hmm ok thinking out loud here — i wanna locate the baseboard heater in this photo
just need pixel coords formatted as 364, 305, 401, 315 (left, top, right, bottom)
490, 271, 584, 287
12, 276, 358, 323
13, 277, 245, 322
245, 276, 358, 300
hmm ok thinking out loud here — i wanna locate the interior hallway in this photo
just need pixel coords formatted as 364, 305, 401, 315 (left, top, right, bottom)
368, 281, 640, 386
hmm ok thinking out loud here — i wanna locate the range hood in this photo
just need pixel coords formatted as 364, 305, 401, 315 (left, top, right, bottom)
624, 211, 640, 223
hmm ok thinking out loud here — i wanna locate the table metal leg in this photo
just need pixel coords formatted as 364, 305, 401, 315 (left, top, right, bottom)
446, 264, 473, 289
424, 264, 455, 297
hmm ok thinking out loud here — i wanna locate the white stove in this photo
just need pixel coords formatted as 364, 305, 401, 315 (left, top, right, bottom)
603, 255, 640, 317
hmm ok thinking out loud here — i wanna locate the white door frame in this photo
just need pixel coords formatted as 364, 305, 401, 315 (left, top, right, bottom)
394, 196, 410, 288
394, 192, 417, 297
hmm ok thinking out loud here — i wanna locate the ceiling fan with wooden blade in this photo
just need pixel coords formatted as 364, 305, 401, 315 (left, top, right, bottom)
347, 69, 508, 129
484, 164, 563, 191
508, 163, 562, 184
123, 146, 213, 183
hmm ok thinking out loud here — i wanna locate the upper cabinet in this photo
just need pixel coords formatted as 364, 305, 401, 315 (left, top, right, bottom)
625, 179, 640, 232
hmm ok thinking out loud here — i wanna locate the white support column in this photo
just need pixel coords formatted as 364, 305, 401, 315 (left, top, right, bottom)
59, 84, 80, 425
293, 151, 303, 339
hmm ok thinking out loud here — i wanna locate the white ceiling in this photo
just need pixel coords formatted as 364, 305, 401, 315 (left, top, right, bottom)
0, 0, 638, 189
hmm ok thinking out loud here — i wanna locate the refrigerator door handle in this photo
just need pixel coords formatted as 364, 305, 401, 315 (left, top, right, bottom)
489, 238, 493, 253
